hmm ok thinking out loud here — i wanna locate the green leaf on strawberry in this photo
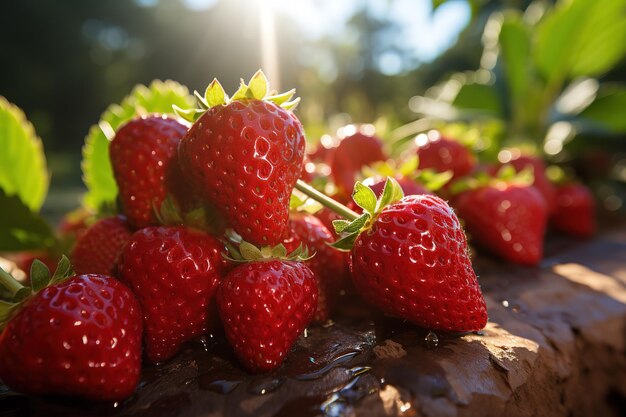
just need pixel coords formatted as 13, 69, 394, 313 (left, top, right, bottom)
0, 255, 73, 330
0, 97, 49, 212
175, 70, 300, 123
329, 177, 405, 251
224, 236, 314, 263
82, 80, 194, 212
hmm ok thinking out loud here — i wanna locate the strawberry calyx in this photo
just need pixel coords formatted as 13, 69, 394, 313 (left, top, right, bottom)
154, 195, 227, 235
363, 155, 453, 193
173, 70, 300, 123
449, 164, 535, 196
223, 231, 314, 264
294, 178, 405, 251
0, 255, 73, 330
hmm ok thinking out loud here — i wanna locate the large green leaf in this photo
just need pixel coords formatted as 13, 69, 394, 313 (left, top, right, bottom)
534, 0, 626, 84
452, 81, 503, 118
0, 97, 48, 212
498, 11, 531, 111
578, 86, 626, 133
0, 189, 56, 251
82, 80, 194, 211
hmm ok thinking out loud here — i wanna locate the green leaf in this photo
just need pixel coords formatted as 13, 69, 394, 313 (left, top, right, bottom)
281, 97, 301, 111
50, 255, 73, 285
418, 169, 453, 192
230, 80, 249, 101
376, 177, 404, 212
239, 241, 262, 260
452, 82, 503, 118
497, 12, 532, 112
248, 70, 269, 100
0, 97, 48, 212
204, 79, 227, 107
578, 86, 626, 133
0, 188, 57, 251
534, 0, 626, 83
341, 213, 370, 234
332, 219, 352, 234
82, 80, 194, 211
271, 244, 287, 258
496, 164, 517, 181
266, 89, 296, 106
29, 260, 50, 292
351, 182, 377, 213
329, 232, 359, 251
399, 156, 419, 177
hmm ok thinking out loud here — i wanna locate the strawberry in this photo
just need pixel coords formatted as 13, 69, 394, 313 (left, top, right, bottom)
507, 155, 556, 213
330, 130, 386, 198
0, 258, 142, 401
110, 115, 190, 229
117, 226, 225, 363
177, 72, 305, 246
283, 213, 347, 323
71, 216, 132, 276
455, 183, 548, 265
415, 132, 475, 180
552, 183, 596, 238
218, 242, 317, 372
294, 179, 488, 333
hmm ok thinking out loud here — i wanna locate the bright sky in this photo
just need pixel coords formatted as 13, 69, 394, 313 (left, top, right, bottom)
141, 0, 471, 74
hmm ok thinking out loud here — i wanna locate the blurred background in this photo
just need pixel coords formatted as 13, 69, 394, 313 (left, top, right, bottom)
1, 0, 625, 218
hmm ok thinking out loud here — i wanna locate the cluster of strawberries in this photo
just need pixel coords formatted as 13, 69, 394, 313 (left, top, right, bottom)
310, 128, 596, 267
0, 71, 594, 402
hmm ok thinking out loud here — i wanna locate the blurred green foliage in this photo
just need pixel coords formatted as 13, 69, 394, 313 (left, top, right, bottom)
405, 0, 626, 163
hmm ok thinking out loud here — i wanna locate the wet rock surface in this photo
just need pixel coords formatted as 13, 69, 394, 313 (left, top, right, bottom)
1, 231, 626, 417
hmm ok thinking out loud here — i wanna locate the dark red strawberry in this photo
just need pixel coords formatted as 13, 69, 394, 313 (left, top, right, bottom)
57, 208, 91, 244
508, 155, 556, 213
110, 115, 190, 228
283, 213, 347, 323
71, 216, 132, 276
330, 130, 386, 198
455, 183, 548, 265
178, 72, 305, 246
415, 133, 475, 180
0, 260, 142, 401
295, 178, 488, 333
117, 226, 224, 363
217, 242, 317, 372
552, 183, 596, 238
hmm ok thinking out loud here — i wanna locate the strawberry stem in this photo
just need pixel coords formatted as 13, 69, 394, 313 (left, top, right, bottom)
295, 180, 359, 221
0, 267, 24, 297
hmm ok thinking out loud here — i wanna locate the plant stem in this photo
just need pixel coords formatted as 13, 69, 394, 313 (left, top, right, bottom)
0, 267, 24, 297
295, 180, 359, 221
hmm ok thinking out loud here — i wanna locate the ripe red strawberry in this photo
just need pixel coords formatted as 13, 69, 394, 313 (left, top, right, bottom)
283, 213, 347, 323
71, 216, 132, 276
415, 133, 475, 180
110, 115, 190, 228
217, 244, 317, 372
117, 226, 224, 363
178, 72, 305, 246
330, 130, 386, 198
552, 183, 596, 238
507, 155, 556, 213
455, 183, 548, 265
0, 261, 142, 401
295, 178, 488, 333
